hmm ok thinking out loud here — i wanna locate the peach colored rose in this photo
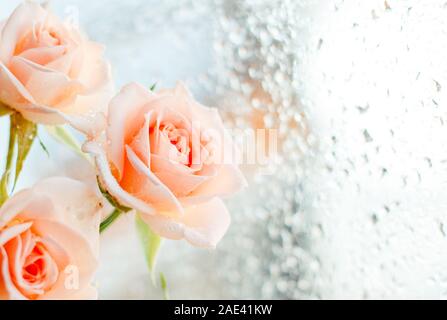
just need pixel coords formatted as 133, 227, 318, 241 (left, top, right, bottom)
0, 177, 102, 300
84, 82, 246, 248
0, 2, 112, 127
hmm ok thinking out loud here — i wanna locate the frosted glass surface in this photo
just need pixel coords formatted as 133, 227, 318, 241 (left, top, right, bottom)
1, 0, 447, 299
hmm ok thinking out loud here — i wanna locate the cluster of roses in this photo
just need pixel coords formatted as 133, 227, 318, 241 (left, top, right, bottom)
0, 2, 245, 300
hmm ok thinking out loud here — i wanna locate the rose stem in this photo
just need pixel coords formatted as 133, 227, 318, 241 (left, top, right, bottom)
100, 208, 122, 233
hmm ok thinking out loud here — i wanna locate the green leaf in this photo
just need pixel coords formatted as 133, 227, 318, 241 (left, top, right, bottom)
0, 169, 11, 206
150, 83, 157, 91
37, 135, 50, 158
136, 213, 162, 285
0, 101, 12, 117
0, 113, 36, 205
12, 113, 37, 189
160, 272, 170, 300
0, 120, 17, 206
45, 125, 89, 161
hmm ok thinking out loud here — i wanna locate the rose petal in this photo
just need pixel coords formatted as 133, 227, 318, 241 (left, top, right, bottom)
0, 177, 101, 300
0, 60, 35, 106
45, 46, 79, 76
5, 231, 53, 297
107, 82, 157, 179
0, 246, 27, 300
0, 189, 34, 229
140, 197, 231, 248
151, 128, 187, 163
0, 2, 47, 63
0, 2, 112, 129
158, 82, 226, 133
122, 145, 184, 217
29, 220, 97, 299
151, 155, 209, 197
19, 177, 100, 299
0, 223, 32, 246
19, 45, 67, 67
23, 177, 102, 254
9, 56, 84, 108
77, 42, 110, 92
179, 164, 247, 206
1, 54, 107, 129
129, 111, 154, 167
83, 140, 157, 215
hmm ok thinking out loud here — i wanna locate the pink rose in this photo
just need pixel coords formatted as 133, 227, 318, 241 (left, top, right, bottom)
0, 2, 112, 126
84, 82, 246, 248
0, 177, 102, 300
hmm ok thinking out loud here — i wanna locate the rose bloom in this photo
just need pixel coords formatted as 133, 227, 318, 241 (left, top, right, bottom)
0, 177, 102, 300
84, 82, 246, 248
0, 2, 112, 126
